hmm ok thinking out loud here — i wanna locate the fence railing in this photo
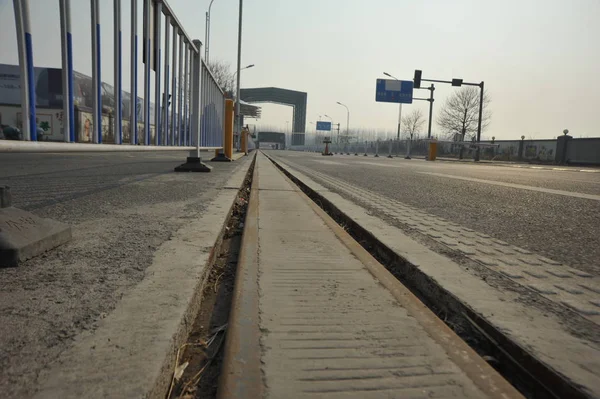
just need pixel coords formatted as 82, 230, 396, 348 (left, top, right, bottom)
4, 0, 225, 154
289, 139, 501, 160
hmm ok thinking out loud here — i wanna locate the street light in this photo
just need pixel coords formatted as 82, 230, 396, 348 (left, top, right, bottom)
336, 101, 349, 152
233, 64, 255, 78
205, 0, 218, 62
383, 72, 403, 142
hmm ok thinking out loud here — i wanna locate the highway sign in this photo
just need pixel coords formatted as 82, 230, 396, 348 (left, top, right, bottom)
376, 79, 413, 104
316, 121, 332, 131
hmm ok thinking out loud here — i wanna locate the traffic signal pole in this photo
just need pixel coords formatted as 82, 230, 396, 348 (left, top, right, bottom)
414, 69, 484, 160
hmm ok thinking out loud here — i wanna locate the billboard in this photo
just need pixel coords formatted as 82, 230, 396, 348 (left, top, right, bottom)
0, 63, 153, 122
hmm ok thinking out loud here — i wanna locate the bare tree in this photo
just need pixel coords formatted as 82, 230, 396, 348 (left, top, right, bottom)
207, 60, 235, 97
437, 87, 491, 141
402, 109, 425, 140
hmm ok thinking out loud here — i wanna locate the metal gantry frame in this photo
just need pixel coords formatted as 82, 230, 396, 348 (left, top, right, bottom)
7, 0, 226, 154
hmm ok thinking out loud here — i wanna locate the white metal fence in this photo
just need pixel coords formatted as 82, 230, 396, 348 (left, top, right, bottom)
3, 0, 225, 154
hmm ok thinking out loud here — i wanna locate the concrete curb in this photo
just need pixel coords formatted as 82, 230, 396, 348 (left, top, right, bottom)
32, 154, 255, 399
217, 158, 263, 399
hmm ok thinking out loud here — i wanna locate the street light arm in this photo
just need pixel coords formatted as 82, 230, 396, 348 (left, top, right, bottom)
336, 101, 350, 142
232, 64, 255, 78
336, 101, 349, 112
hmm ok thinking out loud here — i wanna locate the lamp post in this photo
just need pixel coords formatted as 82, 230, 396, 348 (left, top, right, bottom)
336, 101, 349, 154
205, 0, 217, 62
383, 72, 402, 143
234, 0, 243, 151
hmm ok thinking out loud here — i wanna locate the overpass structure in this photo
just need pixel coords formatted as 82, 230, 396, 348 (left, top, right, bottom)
240, 87, 307, 134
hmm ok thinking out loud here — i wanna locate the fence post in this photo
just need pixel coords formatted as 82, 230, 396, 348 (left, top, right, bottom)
162, 15, 171, 145
90, 0, 102, 143
174, 40, 211, 172
59, 0, 74, 143
13, 0, 37, 141
388, 139, 393, 158
130, 0, 137, 144
555, 132, 572, 165
153, 1, 162, 145
518, 135, 525, 161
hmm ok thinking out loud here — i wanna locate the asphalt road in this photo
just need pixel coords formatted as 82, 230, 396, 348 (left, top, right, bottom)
0, 151, 251, 398
268, 150, 600, 276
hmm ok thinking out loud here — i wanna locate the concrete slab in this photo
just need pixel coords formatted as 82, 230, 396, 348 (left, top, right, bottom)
0, 205, 71, 267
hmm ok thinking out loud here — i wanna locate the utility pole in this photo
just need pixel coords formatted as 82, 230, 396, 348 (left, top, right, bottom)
234, 0, 243, 151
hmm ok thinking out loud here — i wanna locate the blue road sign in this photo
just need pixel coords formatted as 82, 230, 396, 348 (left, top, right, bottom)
316, 121, 332, 131
375, 79, 413, 104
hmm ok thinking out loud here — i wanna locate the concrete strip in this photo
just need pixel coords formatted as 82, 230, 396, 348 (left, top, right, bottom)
227, 153, 516, 399
269, 154, 600, 398
313, 160, 346, 165
231, 152, 247, 161
418, 171, 600, 201
217, 159, 262, 399
32, 155, 255, 399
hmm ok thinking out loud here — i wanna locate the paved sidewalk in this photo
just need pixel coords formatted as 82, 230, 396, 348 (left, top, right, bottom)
220, 153, 521, 399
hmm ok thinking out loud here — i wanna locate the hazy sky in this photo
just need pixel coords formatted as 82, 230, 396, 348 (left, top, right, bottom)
1, 0, 599, 139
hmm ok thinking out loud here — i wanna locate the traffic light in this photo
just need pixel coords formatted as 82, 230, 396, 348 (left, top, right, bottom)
414, 70, 422, 89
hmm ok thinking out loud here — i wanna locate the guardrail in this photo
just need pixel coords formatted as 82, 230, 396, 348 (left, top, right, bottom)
6, 0, 224, 155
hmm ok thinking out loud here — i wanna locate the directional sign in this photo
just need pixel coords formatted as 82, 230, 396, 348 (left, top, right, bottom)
375, 79, 413, 104
316, 121, 332, 131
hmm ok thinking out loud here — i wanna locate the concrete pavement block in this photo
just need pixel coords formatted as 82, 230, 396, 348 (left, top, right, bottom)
0, 206, 72, 267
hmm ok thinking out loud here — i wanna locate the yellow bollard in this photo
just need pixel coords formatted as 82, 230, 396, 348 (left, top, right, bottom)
241, 127, 248, 155
428, 140, 437, 161
212, 99, 234, 161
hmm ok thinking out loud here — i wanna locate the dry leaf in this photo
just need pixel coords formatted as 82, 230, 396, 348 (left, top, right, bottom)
174, 361, 189, 381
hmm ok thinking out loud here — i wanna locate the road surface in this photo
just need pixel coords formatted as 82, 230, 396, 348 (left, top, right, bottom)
269, 150, 600, 276
0, 151, 251, 398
